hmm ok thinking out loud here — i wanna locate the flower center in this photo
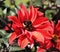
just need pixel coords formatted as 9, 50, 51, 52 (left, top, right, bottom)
23, 20, 33, 31
51, 35, 60, 45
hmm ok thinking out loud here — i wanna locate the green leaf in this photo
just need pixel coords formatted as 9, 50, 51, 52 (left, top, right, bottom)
45, 10, 57, 20
32, 0, 42, 7
56, 0, 60, 5
4, 0, 29, 7
9, 46, 22, 52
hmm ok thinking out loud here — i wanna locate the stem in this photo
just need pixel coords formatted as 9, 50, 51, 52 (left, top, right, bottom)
34, 41, 39, 52
25, 46, 32, 52
34, 46, 37, 52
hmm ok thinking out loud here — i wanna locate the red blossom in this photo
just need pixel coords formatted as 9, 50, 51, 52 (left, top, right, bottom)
54, 20, 60, 50
55, 20, 60, 37
8, 4, 53, 48
49, 20, 60, 50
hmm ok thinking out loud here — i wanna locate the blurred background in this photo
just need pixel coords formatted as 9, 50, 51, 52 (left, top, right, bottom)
0, 0, 60, 52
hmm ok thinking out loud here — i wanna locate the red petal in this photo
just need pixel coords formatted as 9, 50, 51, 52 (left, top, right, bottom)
25, 30, 34, 44
20, 4, 29, 20
37, 11, 44, 17
18, 10, 25, 22
9, 32, 17, 45
56, 20, 60, 31
36, 29, 52, 39
55, 20, 60, 36
56, 20, 60, 29
35, 21, 51, 29
45, 39, 53, 49
12, 24, 22, 35
29, 6, 36, 22
31, 7, 38, 23
18, 35, 29, 48
33, 17, 48, 28
8, 16, 18, 23
56, 39, 60, 50
8, 16, 22, 27
32, 31, 44, 43
36, 23, 54, 35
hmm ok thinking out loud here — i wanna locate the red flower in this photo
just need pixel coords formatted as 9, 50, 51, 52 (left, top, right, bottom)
48, 20, 60, 50
8, 4, 53, 48
54, 20, 60, 50
56, 39, 60, 50
36, 39, 53, 52
55, 20, 60, 37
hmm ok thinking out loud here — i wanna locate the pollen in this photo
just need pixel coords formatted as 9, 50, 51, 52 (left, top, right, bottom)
23, 20, 33, 31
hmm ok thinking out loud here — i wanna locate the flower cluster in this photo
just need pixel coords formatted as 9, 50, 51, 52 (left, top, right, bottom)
7, 4, 60, 52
